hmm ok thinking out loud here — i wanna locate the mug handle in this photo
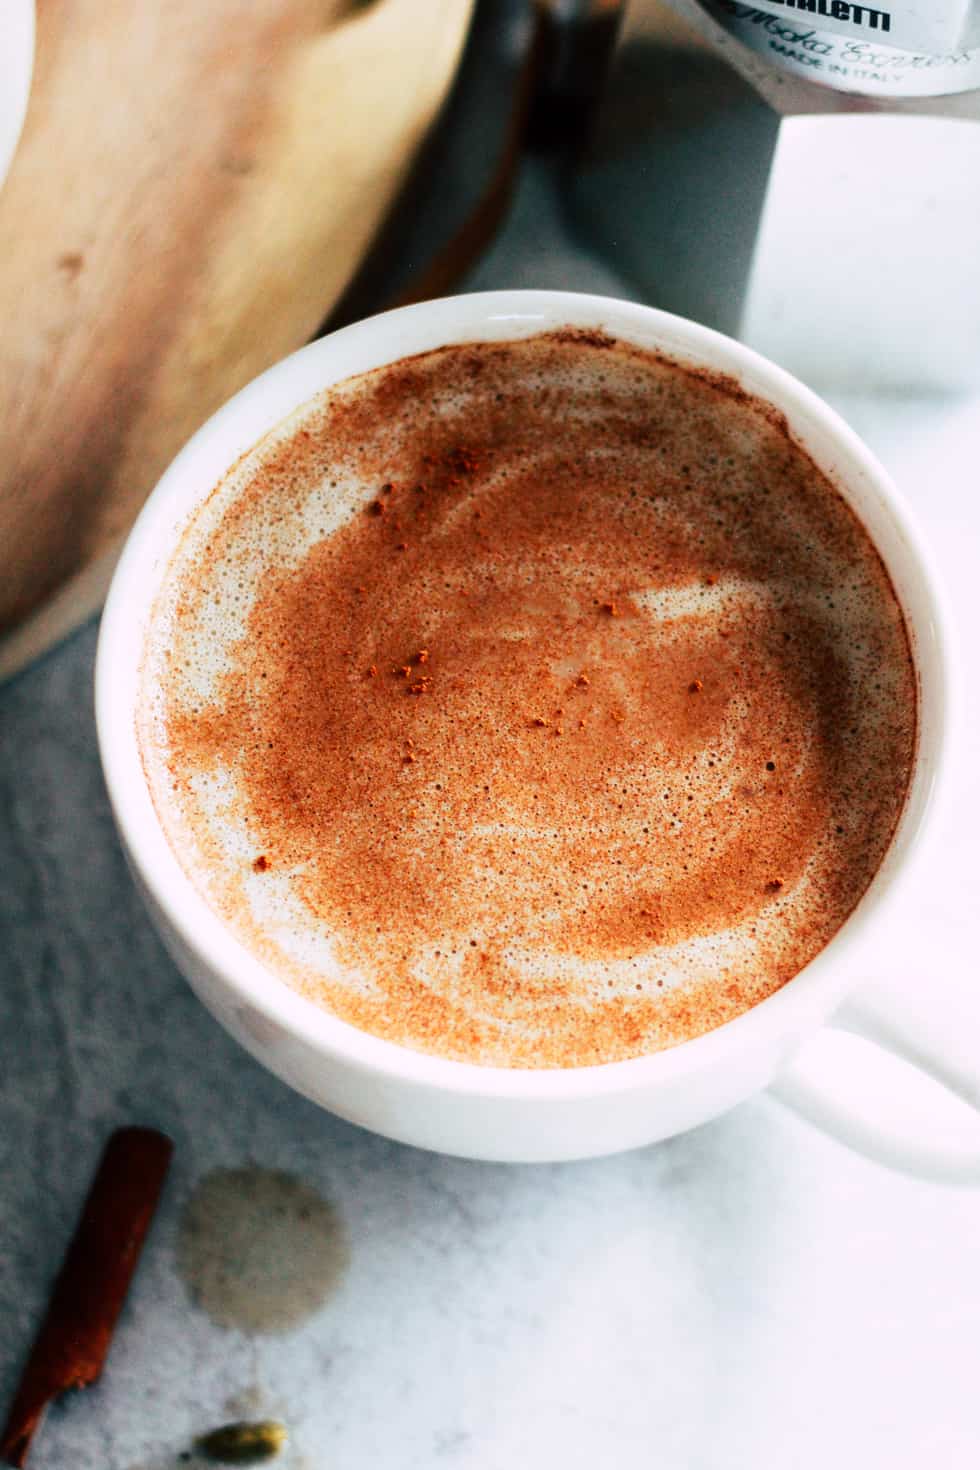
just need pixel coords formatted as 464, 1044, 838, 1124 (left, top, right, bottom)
769, 989, 980, 1186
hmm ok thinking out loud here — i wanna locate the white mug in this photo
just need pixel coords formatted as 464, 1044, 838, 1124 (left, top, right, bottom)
96, 291, 976, 1180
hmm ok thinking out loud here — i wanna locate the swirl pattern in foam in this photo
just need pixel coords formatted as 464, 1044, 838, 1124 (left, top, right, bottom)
139, 332, 916, 1067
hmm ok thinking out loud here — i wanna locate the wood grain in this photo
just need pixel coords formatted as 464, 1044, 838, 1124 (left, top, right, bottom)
0, 0, 471, 673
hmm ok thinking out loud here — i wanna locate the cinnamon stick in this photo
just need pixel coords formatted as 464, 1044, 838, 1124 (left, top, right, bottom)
0, 1127, 173, 1467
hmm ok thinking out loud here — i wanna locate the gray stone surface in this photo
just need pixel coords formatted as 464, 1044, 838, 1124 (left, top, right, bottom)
3, 164, 980, 1470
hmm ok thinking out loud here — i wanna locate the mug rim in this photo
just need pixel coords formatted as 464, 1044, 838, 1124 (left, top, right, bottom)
95, 289, 953, 1102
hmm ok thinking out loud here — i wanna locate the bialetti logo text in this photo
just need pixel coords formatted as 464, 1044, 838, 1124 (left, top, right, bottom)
760, 0, 890, 29
707, 0, 980, 95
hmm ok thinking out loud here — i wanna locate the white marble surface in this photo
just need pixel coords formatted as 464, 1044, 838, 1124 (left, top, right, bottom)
2, 164, 980, 1470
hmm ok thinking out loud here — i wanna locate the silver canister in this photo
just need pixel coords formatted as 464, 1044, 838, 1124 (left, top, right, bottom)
561, 0, 980, 389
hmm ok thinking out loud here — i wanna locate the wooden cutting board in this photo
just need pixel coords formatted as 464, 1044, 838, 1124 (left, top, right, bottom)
0, 0, 473, 680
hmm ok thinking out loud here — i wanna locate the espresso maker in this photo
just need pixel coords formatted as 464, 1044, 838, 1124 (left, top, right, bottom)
555, 0, 980, 390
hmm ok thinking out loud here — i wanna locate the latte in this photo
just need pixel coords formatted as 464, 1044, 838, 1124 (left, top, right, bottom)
139, 331, 917, 1067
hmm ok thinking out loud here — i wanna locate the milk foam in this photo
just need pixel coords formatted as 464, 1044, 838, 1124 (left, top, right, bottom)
139, 333, 916, 1067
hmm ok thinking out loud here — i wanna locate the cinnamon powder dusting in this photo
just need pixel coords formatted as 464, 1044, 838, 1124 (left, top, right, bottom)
140, 333, 917, 1068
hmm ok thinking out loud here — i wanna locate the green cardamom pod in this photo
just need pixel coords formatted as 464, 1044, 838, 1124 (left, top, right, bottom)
195, 1419, 288, 1464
